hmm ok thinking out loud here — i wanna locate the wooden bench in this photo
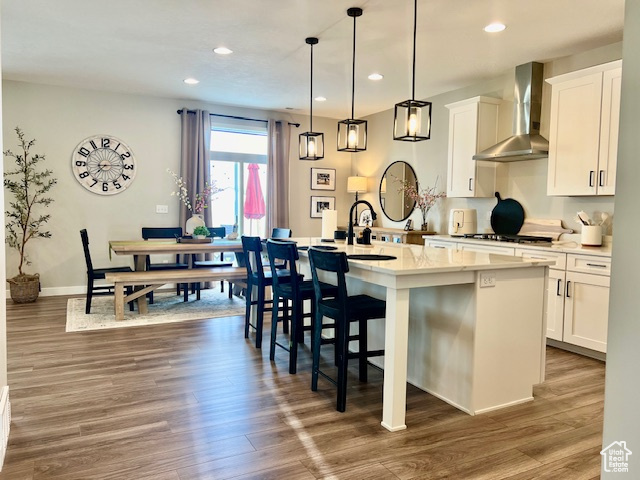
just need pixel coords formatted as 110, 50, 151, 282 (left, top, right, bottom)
105, 267, 247, 321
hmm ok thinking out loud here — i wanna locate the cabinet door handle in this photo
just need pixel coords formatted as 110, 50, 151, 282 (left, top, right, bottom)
432, 245, 445, 249
586, 263, 607, 268
599, 170, 605, 187
556, 278, 562, 296
589, 171, 595, 187
468, 178, 473, 191
566, 280, 571, 298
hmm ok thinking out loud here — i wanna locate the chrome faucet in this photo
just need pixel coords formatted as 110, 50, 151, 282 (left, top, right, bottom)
348, 200, 377, 245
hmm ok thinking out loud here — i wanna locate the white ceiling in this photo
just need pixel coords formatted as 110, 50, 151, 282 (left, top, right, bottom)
1, 0, 625, 119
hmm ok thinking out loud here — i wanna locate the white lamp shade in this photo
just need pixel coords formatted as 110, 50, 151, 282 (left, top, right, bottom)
347, 176, 368, 193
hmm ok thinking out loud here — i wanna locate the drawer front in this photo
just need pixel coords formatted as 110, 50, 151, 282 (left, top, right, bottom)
516, 248, 567, 270
425, 240, 457, 250
567, 254, 611, 276
459, 244, 516, 256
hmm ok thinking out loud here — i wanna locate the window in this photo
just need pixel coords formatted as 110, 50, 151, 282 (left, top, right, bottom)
209, 127, 268, 237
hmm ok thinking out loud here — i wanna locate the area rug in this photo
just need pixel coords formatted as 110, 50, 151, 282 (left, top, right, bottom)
66, 289, 245, 332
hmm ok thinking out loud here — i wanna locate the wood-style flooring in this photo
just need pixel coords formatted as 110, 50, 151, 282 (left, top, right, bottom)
1, 295, 605, 479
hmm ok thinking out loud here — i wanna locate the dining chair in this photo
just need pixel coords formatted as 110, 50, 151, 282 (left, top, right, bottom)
242, 236, 293, 349
271, 228, 292, 239
308, 248, 386, 412
266, 240, 338, 374
192, 226, 233, 297
141, 227, 189, 302
80, 229, 134, 314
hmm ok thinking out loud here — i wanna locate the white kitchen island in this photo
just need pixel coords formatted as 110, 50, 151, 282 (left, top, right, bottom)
292, 239, 552, 432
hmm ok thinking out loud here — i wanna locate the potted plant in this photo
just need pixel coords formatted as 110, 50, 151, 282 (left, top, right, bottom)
4, 127, 57, 303
192, 225, 210, 239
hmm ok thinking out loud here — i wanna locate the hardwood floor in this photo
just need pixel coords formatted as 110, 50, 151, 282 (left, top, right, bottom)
1, 295, 605, 479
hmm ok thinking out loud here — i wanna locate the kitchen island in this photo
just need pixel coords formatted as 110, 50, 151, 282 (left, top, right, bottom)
292, 239, 552, 432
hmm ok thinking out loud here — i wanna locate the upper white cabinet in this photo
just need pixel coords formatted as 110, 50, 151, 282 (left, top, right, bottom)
445, 96, 501, 198
546, 60, 622, 196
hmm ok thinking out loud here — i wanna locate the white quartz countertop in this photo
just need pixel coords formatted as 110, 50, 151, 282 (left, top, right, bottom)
290, 237, 553, 275
425, 234, 612, 257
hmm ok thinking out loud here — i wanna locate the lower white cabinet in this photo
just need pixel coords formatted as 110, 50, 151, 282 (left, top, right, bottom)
423, 239, 611, 354
562, 270, 610, 352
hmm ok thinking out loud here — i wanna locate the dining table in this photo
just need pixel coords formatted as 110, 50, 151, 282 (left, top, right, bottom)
108, 238, 244, 313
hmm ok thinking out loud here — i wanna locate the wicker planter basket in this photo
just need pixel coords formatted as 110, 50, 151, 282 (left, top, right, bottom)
7, 273, 40, 303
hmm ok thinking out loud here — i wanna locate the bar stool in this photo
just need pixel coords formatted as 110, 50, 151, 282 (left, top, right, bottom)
266, 240, 338, 374
308, 248, 385, 412
242, 236, 292, 349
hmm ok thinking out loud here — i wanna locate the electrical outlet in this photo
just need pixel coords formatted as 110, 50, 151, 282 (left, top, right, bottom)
479, 272, 496, 288
156, 205, 169, 214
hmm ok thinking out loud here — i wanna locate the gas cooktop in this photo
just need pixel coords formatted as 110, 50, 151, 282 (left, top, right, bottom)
463, 233, 552, 244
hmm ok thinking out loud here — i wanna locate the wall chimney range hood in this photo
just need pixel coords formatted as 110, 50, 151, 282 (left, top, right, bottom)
473, 62, 548, 162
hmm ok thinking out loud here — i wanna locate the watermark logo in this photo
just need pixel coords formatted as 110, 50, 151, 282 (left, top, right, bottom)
601, 441, 632, 473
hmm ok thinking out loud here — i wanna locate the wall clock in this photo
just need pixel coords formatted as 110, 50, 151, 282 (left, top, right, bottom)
72, 135, 136, 195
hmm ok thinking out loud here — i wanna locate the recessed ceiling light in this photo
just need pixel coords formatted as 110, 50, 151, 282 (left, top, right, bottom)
368, 73, 384, 81
484, 23, 506, 33
213, 47, 233, 55
183, 78, 199, 85
315, 96, 327, 102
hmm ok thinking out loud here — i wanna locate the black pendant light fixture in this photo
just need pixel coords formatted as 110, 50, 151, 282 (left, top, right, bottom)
299, 37, 324, 160
393, 0, 431, 141
338, 7, 367, 152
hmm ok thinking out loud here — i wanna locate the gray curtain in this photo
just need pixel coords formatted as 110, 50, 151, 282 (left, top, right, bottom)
179, 108, 211, 229
266, 119, 290, 234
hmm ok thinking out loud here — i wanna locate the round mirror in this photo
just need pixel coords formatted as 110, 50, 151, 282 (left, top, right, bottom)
379, 161, 417, 222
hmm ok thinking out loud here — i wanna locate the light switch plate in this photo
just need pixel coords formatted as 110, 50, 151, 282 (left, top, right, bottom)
156, 205, 169, 214
479, 272, 496, 288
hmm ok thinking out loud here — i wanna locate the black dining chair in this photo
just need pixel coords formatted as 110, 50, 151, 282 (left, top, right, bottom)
266, 240, 338, 374
271, 228, 292, 239
242, 236, 293, 349
192, 226, 233, 296
141, 227, 189, 302
80, 229, 134, 314
308, 248, 386, 412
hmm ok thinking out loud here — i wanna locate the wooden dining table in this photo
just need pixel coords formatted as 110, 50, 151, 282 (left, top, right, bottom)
108, 239, 244, 312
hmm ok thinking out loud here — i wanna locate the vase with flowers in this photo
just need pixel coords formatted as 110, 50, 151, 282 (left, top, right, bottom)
398, 178, 446, 231
167, 169, 222, 234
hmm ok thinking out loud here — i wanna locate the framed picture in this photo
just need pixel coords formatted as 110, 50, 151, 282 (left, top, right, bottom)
359, 209, 374, 227
404, 219, 413, 231
310, 196, 335, 218
310, 168, 336, 191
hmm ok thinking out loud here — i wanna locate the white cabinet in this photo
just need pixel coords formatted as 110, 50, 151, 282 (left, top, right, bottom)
445, 96, 501, 198
459, 243, 515, 256
424, 239, 457, 249
546, 60, 622, 196
563, 271, 610, 352
545, 269, 566, 341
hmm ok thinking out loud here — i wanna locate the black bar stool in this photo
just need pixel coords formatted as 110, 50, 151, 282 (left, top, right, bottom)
308, 248, 386, 412
241, 236, 292, 349
266, 240, 338, 374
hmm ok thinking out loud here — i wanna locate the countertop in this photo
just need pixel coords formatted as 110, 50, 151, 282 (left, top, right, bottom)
290, 237, 553, 276
424, 234, 612, 257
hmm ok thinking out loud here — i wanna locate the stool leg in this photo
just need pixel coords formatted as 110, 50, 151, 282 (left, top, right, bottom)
336, 317, 349, 412
282, 298, 290, 334
270, 294, 280, 361
244, 280, 252, 339
358, 319, 368, 383
289, 297, 301, 375
255, 285, 265, 349
311, 310, 324, 391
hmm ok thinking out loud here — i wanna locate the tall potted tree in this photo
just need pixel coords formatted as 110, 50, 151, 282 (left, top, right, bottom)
3, 127, 57, 303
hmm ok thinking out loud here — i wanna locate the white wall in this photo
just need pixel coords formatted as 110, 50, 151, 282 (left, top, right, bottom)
2, 81, 351, 293
353, 43, 622, 237
0, 8, 8, 390
602, 1, 640, 476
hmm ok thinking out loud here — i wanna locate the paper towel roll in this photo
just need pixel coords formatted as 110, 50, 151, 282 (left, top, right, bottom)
321, 209, 338, 240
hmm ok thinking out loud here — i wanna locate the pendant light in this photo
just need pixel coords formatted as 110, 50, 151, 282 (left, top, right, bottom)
299, 37, 324, 160
338, 7, 367, 152
393, 0, 431, 141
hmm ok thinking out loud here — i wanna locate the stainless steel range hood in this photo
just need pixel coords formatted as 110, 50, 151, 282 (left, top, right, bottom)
473, 62, 548, 162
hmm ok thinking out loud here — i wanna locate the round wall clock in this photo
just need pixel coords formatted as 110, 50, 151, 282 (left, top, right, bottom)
72, 135, 136, 195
